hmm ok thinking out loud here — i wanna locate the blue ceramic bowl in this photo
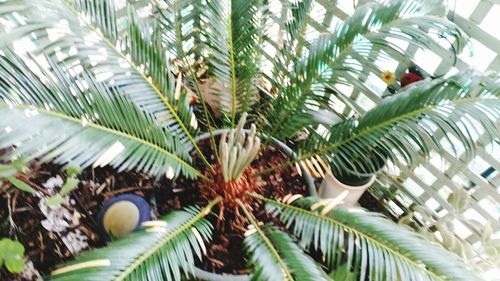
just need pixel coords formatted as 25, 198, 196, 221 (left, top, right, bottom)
97, 194, 151, 240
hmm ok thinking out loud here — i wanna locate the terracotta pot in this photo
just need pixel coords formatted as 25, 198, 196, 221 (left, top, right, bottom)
318, 172, 376, 207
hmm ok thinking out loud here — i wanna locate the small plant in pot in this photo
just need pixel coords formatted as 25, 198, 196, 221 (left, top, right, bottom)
313, 64, 439, 204
319, 145, 388, 205
0, 0, 499, 280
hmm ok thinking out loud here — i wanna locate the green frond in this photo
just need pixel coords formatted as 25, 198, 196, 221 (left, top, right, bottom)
48, 199, 220, 281
283, 0, 314, 45
156, 0, 219, 155
125, 7, 195, 136
0, 0, 215, 170
156, 0, 204, 63
0, 0, 164, 122
239, 202, 329, 281
328, 264, 357, 281
200, 0, 267, 123
0, 0, 199, 145
323, 15, 467, 97
244, 225, 330, 281
66, 0, 197, 139
125, 6, 172, 108
296, 70, 500, 176
0, 53, 200, 179
254, 194, 480, 281
262, 0, 465, 139
302, 0, 452, 86
270, 0, 314, 87
69, 0, 119, 42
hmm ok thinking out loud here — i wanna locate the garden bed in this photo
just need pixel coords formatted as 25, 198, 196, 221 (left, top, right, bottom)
1, 141, 323, 280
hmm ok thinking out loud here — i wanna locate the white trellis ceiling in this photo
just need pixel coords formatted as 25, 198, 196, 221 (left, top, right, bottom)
260, 0, 499, 279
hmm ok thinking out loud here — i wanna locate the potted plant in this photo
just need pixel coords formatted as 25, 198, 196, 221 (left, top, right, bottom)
318, 143, 388, 205
318, 172, 376, 206
0, 0, 497, 280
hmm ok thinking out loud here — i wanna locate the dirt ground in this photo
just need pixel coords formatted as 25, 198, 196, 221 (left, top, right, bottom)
1, 142, 335, 279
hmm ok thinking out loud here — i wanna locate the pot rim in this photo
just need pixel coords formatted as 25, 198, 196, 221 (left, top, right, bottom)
326, 172, 376, 190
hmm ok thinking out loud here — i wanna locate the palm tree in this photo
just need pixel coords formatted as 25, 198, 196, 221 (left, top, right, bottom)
0, 0, 498, 280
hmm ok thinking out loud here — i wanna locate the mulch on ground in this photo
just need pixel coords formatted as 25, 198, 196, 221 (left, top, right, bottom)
0, 140, 314, 280
0, 138, 385, 280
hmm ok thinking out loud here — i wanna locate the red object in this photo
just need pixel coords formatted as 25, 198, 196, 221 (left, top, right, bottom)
400, 72, 423, 87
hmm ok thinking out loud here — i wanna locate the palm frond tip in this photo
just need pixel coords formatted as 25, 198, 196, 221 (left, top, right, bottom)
255, 194, 480, 281
48, 199, 220, 281
0, 53, 198, 178
298, 71, 500, 176
262, 0, 467, 139
239, 201, 329, 281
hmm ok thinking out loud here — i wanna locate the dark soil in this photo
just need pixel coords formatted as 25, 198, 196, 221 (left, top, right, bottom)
169, 140, 310, 274
1, 138, 385, 280
0, 163, 178, 280
0, 140, 311, 280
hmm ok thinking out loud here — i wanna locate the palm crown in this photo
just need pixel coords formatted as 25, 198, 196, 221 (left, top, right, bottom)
0, 0, 498, 280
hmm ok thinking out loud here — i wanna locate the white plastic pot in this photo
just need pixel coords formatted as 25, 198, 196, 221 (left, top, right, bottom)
318, 172, 376, 207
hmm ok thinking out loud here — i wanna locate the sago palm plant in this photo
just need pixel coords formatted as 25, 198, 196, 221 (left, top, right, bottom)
0, 0, 498, 280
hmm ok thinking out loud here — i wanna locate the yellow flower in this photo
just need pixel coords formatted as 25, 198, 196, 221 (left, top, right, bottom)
381, 70, 395, 85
